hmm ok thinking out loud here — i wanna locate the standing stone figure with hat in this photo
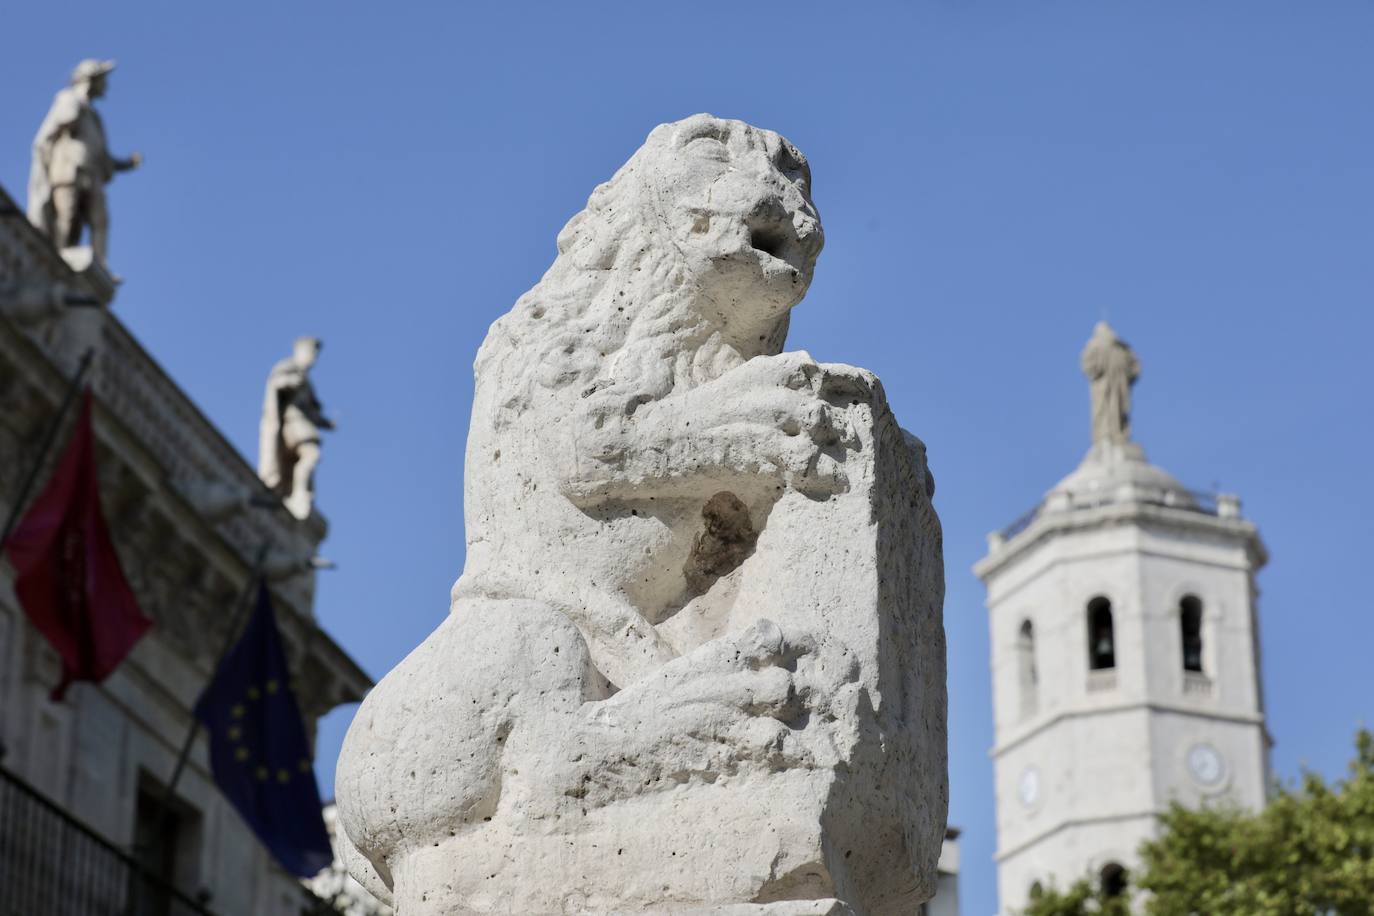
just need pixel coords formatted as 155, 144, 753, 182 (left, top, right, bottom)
28, 59, 142, 268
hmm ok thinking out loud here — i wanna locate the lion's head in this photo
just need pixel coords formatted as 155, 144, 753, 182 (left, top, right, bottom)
474, 114, 824, 408
459, 116, 824, 606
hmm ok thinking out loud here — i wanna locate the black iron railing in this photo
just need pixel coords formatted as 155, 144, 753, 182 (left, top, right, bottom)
997, 505, 1043, 543
0, 764, 342, 916
0, 764, 215, 916
996, 487, 1224, 543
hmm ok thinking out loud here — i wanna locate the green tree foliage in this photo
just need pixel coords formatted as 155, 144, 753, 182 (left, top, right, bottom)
1021, 876, 1131, 916
1019, 730, 1374, 916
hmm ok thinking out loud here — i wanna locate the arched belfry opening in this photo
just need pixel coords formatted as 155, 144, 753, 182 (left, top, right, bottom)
1180, 595, 1204, 673
1017, 619, 1038, 715
1100, 862, 1128, 897
1087, 597, 1115, 670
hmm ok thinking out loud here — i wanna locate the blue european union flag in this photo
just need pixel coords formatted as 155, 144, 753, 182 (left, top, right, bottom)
193, 583, 333, 877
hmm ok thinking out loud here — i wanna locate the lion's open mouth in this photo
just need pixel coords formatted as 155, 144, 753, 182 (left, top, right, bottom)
749, 226, 789, 260
748, 225, 805, 277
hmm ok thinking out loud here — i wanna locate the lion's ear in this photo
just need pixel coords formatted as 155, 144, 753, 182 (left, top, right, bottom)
557, 207, 622, 270
555, 211, 586, 255
587, 180, 614, 210
557, 181, 614, 254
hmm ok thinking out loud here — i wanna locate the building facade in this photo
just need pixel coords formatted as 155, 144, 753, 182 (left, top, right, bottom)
924, 827, 961, 916
0, 184, 372, 914
974, 326, 1270, 911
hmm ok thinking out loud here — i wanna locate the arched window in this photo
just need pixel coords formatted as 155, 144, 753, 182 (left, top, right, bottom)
1180, 595, 1204, 673
1087, 597, 1115, 670
1100, 862, 1128, 897
1018, 620, 1038, 684
1018, 619, 1038, 715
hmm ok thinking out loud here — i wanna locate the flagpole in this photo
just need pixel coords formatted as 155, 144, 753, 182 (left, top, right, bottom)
161, 540, 272, 805
0, 348, 94, 551
123, 543, 270, 913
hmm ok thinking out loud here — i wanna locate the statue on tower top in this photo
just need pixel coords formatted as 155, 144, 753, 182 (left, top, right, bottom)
1081, 321, 1140, 446
28, 59, 142, 269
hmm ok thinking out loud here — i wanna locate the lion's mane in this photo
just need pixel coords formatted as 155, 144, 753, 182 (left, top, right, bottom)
473, 117, 796, 417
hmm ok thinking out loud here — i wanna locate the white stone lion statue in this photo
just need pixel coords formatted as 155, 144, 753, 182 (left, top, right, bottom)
335, 114, 947, 916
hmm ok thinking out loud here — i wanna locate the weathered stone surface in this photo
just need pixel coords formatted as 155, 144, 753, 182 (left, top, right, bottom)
335, 115, 947, 915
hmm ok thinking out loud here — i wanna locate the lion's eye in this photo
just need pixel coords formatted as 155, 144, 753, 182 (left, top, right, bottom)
776, 149, 808, 184
685, 136, 730, 161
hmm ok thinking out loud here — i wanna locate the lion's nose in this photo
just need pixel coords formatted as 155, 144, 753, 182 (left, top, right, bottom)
792, 211, 822, 255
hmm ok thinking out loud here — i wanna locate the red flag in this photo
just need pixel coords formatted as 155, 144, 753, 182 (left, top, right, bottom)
3, 390, 152, 700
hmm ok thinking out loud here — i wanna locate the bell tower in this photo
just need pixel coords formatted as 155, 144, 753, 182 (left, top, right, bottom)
974, 323, 1271, 910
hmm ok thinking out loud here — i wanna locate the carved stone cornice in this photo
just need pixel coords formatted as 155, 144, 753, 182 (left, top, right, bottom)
0, 186, 113, 311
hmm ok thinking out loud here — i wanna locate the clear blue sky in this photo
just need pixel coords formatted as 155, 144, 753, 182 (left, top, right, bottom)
4, 4, 1372, 913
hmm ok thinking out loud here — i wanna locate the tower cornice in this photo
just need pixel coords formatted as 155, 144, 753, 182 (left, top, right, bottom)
989, 699, 1272, 759
975, 497, 1267, 583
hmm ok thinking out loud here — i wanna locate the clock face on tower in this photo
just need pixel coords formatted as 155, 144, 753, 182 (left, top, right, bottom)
1018, 766, 1041, 807
1187, 743, 1226, 787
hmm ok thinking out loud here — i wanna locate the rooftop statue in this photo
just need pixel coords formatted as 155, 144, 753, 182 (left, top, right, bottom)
258, 337, 333, 520
335, 115, 948, 915
28, 59, 141, 268
1081, 321, 1140, 446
